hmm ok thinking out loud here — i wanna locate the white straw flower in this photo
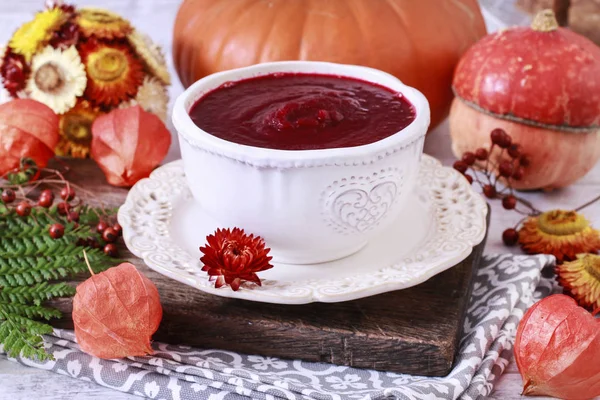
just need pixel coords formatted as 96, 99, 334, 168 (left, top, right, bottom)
127, 30, 170, 85
27, 45, 87, 114
132, 76, 168, 122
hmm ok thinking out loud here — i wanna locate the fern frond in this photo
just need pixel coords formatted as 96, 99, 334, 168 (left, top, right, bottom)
0, 206, 103, 239
0, 311, 54, 360
0, 282, 75, 305
0, 249, 114, 287
0, 230, 97, 257
0, 302, 62, 320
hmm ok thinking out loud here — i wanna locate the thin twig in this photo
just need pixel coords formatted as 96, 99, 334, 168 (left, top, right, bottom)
472, 171, 487, 188
485, 144, 494, 174
575, 193, 600, 212
514, 196, 541, 214
513, 215, 529, 229
512, 207, 530, 216
39, 209, 59, 225
498, 186, 511, 195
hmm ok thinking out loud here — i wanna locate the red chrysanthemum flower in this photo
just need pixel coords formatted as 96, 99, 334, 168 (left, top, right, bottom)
200, 228, 273, 291
1, 50, 29, 97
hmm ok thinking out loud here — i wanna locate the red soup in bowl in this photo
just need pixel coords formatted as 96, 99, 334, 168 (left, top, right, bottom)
189, 73, 416, 150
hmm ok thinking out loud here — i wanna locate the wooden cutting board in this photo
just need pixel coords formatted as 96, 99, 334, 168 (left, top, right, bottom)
50, 159, 489, 377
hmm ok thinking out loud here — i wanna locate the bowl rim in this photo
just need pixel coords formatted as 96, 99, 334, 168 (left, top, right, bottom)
172, 61, 430, 167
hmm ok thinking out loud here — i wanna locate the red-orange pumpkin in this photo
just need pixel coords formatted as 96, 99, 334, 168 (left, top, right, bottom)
172, 0, 487, 129
450, 10, 600, 190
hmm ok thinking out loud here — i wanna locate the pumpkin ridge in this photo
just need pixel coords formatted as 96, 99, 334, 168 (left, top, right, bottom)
468, 38, 496, 107
294, 2, 309, 60
449, 0, 478, 27
255, 6, 277, 64
217, 0, 256, 68
445, 0, 484, 50
384, 0, 418, 79
345, 0, 369, 65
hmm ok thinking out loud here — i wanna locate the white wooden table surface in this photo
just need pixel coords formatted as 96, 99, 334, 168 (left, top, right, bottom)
1, 1, 599, 399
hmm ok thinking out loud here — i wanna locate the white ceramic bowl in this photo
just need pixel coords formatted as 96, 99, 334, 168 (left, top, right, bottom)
172, 61, 430, 264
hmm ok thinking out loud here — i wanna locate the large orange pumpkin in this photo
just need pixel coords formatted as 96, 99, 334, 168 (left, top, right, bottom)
172, 0, 487, 129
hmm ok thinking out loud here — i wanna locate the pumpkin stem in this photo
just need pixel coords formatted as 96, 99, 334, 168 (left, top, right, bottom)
531, 9, 560, 32
83, 249, 95, 276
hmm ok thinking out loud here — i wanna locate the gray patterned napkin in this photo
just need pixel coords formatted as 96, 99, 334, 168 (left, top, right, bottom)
2, 254, 555, 400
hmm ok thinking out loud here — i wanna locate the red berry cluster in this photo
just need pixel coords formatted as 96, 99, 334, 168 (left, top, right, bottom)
1, 184, 82, 240
94, 221, 122, 257
453, 128, 534, 247
1, 183, 122, 257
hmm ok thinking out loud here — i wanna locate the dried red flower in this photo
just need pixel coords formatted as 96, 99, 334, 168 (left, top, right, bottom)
200, 228, 273, 291
49, 21, 80, 49
1, 50, 29, 97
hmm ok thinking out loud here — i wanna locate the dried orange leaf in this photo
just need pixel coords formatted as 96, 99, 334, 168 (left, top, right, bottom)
73, 262, 163, 359
91, 105, 170, 187
0, 99, 59, 175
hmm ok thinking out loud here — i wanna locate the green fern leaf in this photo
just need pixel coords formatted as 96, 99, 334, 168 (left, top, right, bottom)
0, 302, 61, 320
0, 311, 54, 360
0, 282, 75, 305
0, 204, 118, 360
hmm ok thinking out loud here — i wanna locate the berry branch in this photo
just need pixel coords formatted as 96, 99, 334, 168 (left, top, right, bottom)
575, 193, 600, 212
1, 158, 121, 256
453, 128, 600, 249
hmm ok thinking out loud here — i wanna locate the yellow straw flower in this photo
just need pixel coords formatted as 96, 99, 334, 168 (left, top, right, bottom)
80, 40, 144, 107
518, 210, 600, 263
56, 100, 102, 158
77, 7, 131, 39
9, 8, 66, 61
556, 254, 600, 310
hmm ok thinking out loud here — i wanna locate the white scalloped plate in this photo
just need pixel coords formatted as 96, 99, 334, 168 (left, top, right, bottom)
118, 155, 487, 304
